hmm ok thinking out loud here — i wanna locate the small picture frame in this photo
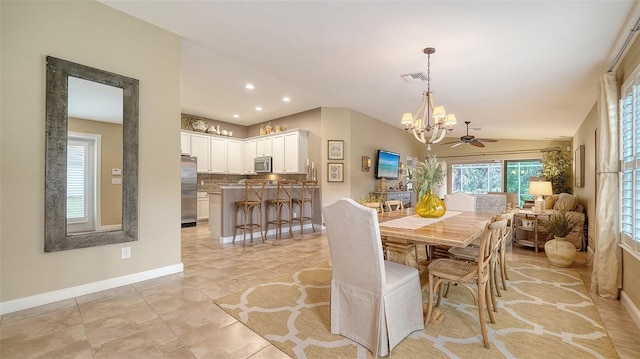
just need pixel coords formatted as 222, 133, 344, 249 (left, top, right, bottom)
328, 140, 344, 160
327, 162, 344, 182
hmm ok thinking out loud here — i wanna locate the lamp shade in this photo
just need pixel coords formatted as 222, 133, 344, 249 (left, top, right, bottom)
401, 112, 414, 125
432, 106, 446, 120
444, 113, 457, 126
528, 181, 553, 196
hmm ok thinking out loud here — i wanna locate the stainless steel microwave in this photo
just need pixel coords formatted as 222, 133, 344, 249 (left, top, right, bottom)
254, 156, 272, 173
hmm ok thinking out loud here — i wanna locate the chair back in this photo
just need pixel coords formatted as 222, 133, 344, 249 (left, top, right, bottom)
300, 180, 317, 200
497, 212, 515, 242
323, 198, 385, 293
477, 219, 508, 278
384, 200, 404, 212
274, 179, 296, 201
363, 202, 384, 213
444, 192, 476, 211
243, 179, 267, 204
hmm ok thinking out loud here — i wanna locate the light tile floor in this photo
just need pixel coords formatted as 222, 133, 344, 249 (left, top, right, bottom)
1, 223, 639, 358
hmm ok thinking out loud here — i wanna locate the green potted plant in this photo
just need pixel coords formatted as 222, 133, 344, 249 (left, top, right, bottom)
541, 150, 571, 194
543, 208, 577, 267
413, 155, 446, 218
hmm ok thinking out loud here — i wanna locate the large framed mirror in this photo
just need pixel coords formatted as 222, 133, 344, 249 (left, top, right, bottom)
45, 56, 139, 252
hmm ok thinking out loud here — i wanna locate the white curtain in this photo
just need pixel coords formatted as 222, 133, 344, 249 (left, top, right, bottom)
590, 72, 620, 299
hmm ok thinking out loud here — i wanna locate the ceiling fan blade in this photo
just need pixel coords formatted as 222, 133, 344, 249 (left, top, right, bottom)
451, 142, 464, 148
475, 138, 498, 143
441, 140, 462, 145
470, 140, 485, 148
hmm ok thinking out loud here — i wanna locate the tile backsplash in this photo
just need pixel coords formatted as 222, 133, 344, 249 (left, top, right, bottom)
196, 173, 307, 192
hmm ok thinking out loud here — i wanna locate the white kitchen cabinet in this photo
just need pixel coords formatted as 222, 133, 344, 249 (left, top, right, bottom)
270, 130, 308, 174
210, 137, 243, 174
226, 139, 243, 174
190, 133, 211, 173
180, 131, 191, 155
256, 137, 272, 157
271, 134, 285, 173
243, 139, 257, 174
197, 192, 209, 221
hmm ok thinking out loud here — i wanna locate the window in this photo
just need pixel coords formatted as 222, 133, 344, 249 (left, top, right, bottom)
505, 160, 543, 206
451, 162, 502, 194
67, 133, 100, 233
620, 66, 640, 254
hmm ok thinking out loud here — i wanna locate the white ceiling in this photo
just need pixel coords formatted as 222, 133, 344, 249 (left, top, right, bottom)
101, 0, 639, 141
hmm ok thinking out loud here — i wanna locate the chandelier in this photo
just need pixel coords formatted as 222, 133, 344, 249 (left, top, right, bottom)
401, 47, 456, 146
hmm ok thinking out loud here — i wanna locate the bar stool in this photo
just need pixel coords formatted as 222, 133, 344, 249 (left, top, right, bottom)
292, 180, 317, 234
264, 179, 296, 239
233, 179, 267, 246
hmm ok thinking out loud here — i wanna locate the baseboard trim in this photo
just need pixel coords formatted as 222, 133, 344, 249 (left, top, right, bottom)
218, 223, 323, 244
0, 263, 184, 315
621, 290, 640, 330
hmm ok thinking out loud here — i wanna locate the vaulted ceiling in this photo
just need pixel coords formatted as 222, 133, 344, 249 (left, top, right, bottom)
101, 1, 638, 140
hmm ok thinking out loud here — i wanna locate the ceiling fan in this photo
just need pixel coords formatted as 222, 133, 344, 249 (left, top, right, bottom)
442, 121, 498, 148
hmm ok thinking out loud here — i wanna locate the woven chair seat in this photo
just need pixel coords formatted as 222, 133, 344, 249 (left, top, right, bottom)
428, 258, 476, 280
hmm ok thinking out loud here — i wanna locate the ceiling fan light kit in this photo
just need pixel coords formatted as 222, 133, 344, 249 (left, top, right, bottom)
401, 47, 456, 146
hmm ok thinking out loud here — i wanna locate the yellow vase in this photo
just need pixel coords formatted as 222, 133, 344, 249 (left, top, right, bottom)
415, 190, 446, 218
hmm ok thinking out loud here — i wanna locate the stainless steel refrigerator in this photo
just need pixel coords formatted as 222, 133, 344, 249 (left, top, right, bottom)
181, 155, 197, 227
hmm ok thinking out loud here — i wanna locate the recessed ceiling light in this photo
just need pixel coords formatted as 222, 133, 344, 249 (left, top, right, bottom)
255, 106, 262, 111
245, 83, 255, 90
233, 114, 239, 118
282, 97, 290, 102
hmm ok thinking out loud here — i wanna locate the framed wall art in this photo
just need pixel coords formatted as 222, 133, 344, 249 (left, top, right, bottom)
327, 162, 344, 182
328, 140, 344, 160
575, 145, 585, 187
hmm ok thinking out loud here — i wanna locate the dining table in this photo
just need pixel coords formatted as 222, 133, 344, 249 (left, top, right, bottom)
378, 208, 495, 269
378, 208, 495, 324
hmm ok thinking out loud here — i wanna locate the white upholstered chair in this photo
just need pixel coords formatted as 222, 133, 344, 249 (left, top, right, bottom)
444, 191, 476, 211
322, 198, 424, 356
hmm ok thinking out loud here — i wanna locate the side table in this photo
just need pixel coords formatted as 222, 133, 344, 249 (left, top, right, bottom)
515, 209, 551, 253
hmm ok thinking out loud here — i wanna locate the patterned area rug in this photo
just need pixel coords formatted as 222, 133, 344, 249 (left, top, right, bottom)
214, 261, 618, 358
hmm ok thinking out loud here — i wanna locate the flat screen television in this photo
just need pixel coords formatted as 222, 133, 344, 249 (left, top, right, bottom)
375, 149, 400, 179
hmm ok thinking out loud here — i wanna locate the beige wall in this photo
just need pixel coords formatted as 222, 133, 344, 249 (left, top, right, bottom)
572, 105, 598, 252
1, 1, 181, 303
69, 117, 123, 226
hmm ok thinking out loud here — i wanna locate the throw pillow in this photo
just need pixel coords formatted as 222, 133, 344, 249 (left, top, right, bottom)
545, 195, 558, 209
554, 193, 578, 211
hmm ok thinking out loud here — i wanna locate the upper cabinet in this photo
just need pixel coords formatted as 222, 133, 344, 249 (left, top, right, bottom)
180, 128, 308, 175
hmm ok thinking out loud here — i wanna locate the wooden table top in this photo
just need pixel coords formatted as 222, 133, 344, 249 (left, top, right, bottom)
378, 209, 495, 248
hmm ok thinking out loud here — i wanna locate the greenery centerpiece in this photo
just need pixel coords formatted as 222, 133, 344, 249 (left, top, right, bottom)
543, 208, 577, 267
413, 155, 446, 218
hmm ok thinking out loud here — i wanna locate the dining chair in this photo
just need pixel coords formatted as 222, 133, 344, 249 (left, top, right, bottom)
291, 180, 317, 234
444, 191, 476, 211
322, 198, 424, 357
448, 215, 509, 311
363, 201, 384, 213
426, 218, 507, 349
384, 200, 404, 212
232, 179, 267, 246
264, 179, 296, 239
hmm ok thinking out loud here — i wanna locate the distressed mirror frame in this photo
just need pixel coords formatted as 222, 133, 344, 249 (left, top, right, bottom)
45, 56, 139, 252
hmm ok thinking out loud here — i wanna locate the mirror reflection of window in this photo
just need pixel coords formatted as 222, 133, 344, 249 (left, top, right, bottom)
67, 76, 123, 234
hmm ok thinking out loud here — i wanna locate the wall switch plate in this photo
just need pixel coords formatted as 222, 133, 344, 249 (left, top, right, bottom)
112, 178, 122, 185
121, 247, 131, 259
111, 168, 122, 175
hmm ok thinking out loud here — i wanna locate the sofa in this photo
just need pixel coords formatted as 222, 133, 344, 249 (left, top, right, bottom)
515, 193, 586, 251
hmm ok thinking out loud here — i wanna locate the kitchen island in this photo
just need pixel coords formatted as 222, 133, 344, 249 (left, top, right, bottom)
209, 183, 321, 244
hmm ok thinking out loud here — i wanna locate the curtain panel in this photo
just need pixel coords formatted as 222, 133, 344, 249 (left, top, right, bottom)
590, 72, 620, 299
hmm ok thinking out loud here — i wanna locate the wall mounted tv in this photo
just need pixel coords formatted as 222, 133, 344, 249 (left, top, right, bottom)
375, 149, 400, 180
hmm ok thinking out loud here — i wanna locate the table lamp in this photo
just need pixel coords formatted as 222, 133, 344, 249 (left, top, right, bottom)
528, 180, 553, 213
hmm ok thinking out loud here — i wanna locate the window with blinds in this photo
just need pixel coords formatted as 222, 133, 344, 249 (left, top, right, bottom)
620, 66, 640, 254
67, 139, 90, 223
